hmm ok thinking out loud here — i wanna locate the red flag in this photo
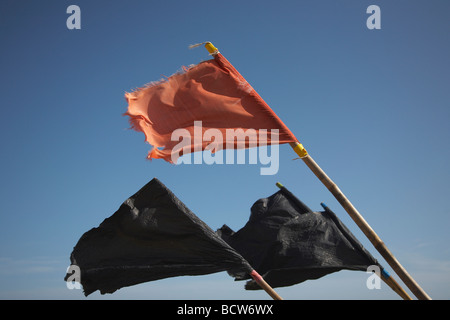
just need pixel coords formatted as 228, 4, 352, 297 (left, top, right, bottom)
124, 50, 297, 163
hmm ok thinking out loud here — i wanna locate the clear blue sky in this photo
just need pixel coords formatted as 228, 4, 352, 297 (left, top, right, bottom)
0, 0, 449, 300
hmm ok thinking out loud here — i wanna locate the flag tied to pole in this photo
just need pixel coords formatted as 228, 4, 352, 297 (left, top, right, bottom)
65, 178, 252, 296
124, 48, 297, 163
217, 185, 381, 290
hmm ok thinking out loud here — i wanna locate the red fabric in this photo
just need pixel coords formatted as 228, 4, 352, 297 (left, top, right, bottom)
124, 53, 297, 163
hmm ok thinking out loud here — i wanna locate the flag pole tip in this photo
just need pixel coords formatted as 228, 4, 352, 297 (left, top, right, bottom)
188, 42, 219, 55
204, 42, 219, 54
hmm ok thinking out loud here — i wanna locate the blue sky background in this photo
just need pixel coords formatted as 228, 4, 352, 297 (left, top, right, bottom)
0, 0, 449, 300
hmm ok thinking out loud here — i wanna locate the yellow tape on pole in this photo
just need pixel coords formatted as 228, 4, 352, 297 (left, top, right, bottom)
204, 42, 219, 54
292, 143, 308, 158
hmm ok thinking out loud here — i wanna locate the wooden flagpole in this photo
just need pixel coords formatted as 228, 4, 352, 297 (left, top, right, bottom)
202, 42, 429, 300
380, 269, 412, 300
290, 142, 431, 300
250, 270, 283, 300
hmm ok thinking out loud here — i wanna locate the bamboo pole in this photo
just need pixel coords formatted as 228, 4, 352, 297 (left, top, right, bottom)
380, 269, 412, 300
250, 270, 283, 300
290, 142, 431, 300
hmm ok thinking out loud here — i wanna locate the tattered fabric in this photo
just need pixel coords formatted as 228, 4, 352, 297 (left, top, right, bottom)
124, 53, 297, 162
65, 178, 252, 296
217, 185, 381, 290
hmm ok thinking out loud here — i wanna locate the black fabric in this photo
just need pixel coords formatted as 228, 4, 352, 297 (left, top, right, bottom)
217, 186, 380, 290
65, 178, 252, 296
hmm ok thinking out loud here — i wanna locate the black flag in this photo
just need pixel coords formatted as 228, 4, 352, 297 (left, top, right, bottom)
217, 185, 381, 290
65, 178, 252, 296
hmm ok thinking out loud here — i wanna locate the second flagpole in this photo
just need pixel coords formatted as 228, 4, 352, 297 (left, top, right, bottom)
290, 142, 430, 300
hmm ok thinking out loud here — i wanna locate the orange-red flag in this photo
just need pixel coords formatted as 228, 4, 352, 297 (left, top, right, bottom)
124, 48, 297, 163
